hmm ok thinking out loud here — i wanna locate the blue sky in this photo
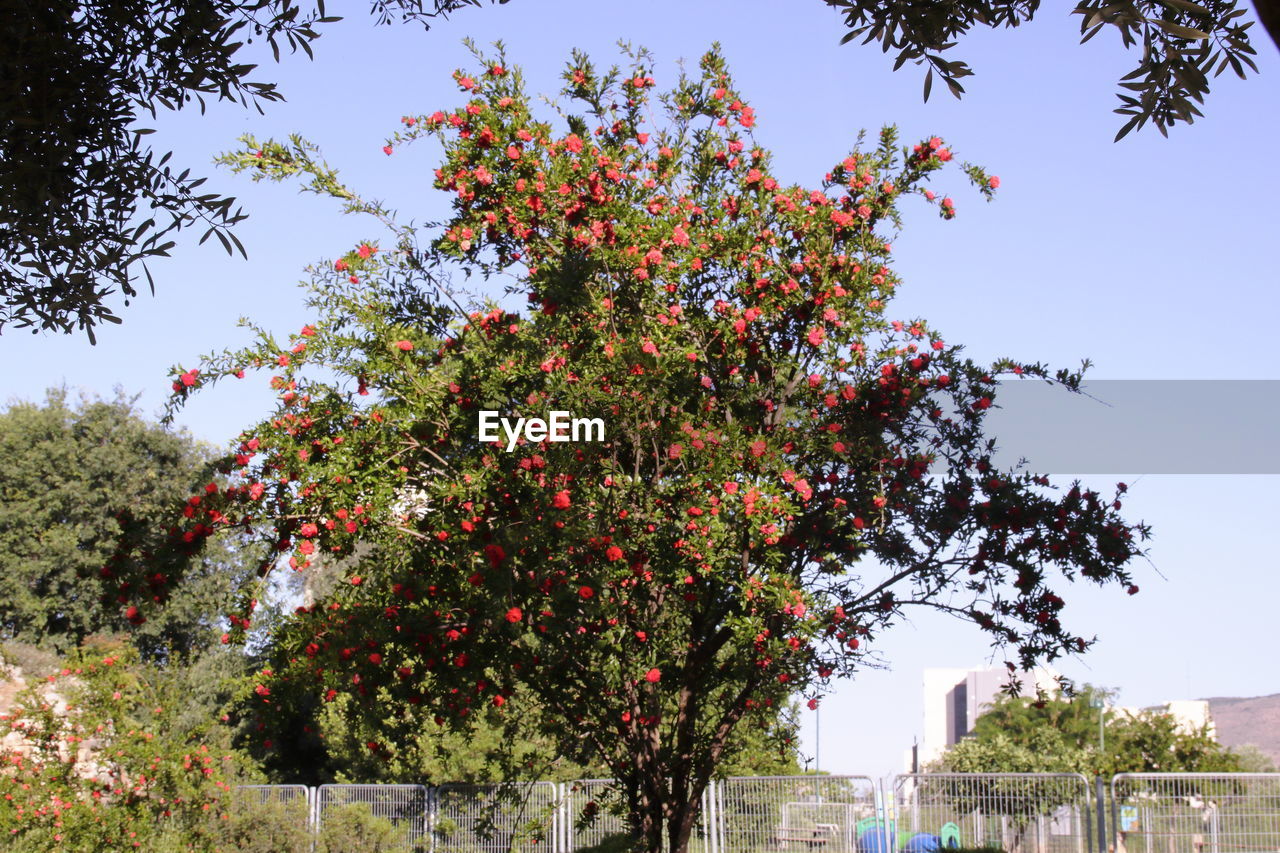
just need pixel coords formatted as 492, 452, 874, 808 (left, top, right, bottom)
3, 0, 1277, 778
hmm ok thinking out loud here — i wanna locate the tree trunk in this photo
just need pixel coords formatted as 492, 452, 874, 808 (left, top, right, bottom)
627, 775, 702, 853
665, 793, 701, 853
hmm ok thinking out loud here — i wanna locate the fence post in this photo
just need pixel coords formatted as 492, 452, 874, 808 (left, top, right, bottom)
705, 779, 717, 853
426, 785, 435, 853
1095, 776, 1107, 853
556, 782, 565, 853
1109, 775, 1121, 853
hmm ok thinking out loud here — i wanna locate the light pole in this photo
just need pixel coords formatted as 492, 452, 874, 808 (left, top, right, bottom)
1090, 694, 1105, 753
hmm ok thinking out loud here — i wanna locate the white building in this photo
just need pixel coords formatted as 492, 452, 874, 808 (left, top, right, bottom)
1117, 699, 1215, 737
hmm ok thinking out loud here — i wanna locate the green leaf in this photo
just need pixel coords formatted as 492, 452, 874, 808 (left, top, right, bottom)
1114, 114, 1142, 141
1154, 0, 1212, 16
1152, 20, 1211, 39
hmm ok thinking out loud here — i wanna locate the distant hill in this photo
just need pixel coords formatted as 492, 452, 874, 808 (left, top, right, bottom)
1205, 693, 1280, 768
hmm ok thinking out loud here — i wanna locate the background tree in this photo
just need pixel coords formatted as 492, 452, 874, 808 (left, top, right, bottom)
935, 684, 1266, 775
930, 686, 1263, 853
0, 388, 259, 660
110, 43, 1148, 853
0, 0, 505, 341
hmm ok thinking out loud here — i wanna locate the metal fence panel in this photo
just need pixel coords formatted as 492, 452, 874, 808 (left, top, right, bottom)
219, 773, 1280, 852
892, 773, 1092, 853
233, 783, 314, 832
317, 783, 430, 852
559, 778, 716, 853
1110, 773, 1280, 853
716, 774, 879, 853
564, 778, 630, 852
434, 781, 561, 853
235, 783, 312, 807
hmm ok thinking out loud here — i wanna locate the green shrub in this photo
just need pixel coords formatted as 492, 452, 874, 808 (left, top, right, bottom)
199, 795, 313, 853
315, 802, 406, 852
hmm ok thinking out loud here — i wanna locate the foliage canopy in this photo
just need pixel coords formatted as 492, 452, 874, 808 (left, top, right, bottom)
1, 0, 1271, 341
0, 0, 504, 341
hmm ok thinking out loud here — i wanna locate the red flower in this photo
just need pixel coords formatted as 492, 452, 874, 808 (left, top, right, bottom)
505, 606, 523, 623
485, 544, 506, 567
552, 490, 571, 509
368, 653, 382, 665
644, 668, 661, 683
605, 546, 624, 561
749, 440, 766, 458
579, 585, 594, 599
395, 340, 413, 351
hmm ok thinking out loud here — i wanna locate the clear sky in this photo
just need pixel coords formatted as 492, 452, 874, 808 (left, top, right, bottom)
3, 0, 1278, 780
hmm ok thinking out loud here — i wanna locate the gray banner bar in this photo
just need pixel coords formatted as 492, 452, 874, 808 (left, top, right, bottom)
983, 380, 1280, 474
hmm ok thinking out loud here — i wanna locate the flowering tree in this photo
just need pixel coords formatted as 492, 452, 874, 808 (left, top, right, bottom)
110, 42, 1148, 852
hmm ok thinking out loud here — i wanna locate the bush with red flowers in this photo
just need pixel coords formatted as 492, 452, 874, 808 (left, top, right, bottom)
0, 642, 252, 851
111, 42, 1147, 852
